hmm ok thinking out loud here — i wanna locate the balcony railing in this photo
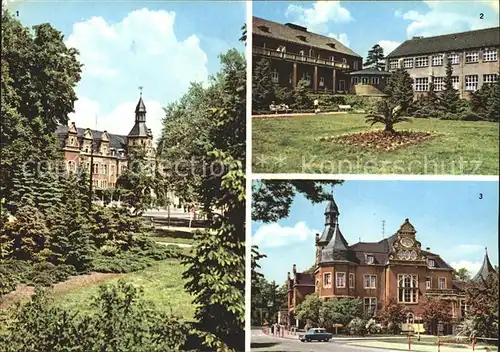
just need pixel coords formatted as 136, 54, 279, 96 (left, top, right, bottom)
253, 46, 350, 70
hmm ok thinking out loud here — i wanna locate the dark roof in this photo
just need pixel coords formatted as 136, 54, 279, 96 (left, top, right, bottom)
253, 16, 362, 58
387, 26, 500, 58
135, 97, 147, 113
55, 125, 127, 151
325, 197, 339, 214
472, 250, 497, 282
421, 250, 453, 270
350, 68, 392, 76
452, 280, 466, 291
128, 122, 151, 137
295, 273, 314, 286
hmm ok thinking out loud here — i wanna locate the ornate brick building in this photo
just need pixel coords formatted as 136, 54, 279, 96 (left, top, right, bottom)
55, 93, 177, 205
253, 16, 362, 94
286, 195, 496, 333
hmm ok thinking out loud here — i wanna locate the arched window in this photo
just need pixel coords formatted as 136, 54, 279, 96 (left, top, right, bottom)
398, 274, 418, 303
67, 160, 76, 173
406, 312, 415, 324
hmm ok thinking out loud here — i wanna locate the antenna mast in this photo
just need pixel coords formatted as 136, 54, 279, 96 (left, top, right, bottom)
382, 220, 386, 239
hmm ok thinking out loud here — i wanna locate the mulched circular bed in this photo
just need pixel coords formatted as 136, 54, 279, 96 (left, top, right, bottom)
319, 130, 434, 151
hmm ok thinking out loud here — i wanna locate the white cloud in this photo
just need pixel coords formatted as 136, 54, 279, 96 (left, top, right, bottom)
398, 1, 499, 38
445, 244, 485, 257
252, 222, 319, 249
327, 33, 350, 47
286, 1, 352, 34
65, 8, 209, 143
450, 260, 482, 276
378, 40, 402, 56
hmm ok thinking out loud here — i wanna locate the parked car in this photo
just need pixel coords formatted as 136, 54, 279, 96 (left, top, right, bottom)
298, 328, 332, 342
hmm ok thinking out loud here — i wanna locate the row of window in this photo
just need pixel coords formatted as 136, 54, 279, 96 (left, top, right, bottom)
67, 161, 126, 175
414, 74, 498, 92
322, 273, 447, 295
390, 49, 498, 69
351, 77, 380, 85
271, 70, 346, 90
92, 180, 117, 189
273, 45, 359, 69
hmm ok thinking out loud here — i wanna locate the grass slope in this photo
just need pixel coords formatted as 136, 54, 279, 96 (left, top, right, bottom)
53, 258, 195, 320
252, 114, 499, 174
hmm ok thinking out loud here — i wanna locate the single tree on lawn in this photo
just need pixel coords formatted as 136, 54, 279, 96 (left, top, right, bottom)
421, 299, 452, 335
453, 267, 471, 281
365, 99, 410, 133
252, 57, 275, 112
292, 79, 312, 110
385, 68, 414, 115
441, 57, 460, 114
376, 297, 408, 334
364, 44, 386, 70
295, 293, 323, 327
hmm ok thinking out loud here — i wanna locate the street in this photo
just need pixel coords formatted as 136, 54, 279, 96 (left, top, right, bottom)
250, 329, 394, 352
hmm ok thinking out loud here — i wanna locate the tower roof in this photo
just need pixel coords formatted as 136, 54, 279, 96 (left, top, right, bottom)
325, 197, 339, 214
135, 96, 147, 114
472, 248, 497, 282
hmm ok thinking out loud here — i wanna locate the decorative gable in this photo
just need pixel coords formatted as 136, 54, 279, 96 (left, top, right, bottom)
83, 128, 93, 140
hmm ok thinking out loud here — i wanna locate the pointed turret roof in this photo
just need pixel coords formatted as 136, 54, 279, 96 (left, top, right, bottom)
135, 96, 147, 114
318, 195, 340, 244
472, 248, 497, 282
325, 197, 339, 215
323, 223, 348, 251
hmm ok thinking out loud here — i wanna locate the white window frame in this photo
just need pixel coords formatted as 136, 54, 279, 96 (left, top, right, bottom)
432, 54, 444, 66
319, 76, 325, 87
362, 77, 369, 84
364, 274, 376, 289
339, 80, 345, 91
342, 58, 347, 65
271, 69, 279, 84
389, 59, 399, 69
465, 75, 479, 91
428, 259, 435, 268
447, 53, 460, 65
323, 272, 332, 288
403, 58, 414, 69
426, 277, 432, 289
415, 56, 429, 67
398, 274, 418, 304
336, 272, 346, 288
433, 77, 445, 91
110, 164, 115, 176
329, 55, 335, 62
371, 77, 380, 84
483, 74, 498, 84
367, 255, 374, 264
351, 77, 359, 84
415, 77, 429, 92
483, 49, 497, 62
438, 277, 446, 290
452, 76, 460, 90
349, 273, 355, 288
353, 61, 359, 70
299, 50, 305, 56
460, 299, 468, 317
364, 297, 377, 315
465, 51, 479, 63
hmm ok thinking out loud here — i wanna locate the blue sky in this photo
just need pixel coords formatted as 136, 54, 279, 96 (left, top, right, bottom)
252, 181, 499, 285
254, 0, 499, 61
6, 0, 245, 140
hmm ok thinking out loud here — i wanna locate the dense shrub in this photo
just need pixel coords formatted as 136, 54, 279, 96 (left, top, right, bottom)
348, 317, 367, 336
366, 318, 382, 334
459, 112, 484, 121
0, 281, 191, 351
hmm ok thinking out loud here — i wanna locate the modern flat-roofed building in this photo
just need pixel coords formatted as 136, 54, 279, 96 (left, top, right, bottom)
386, 27, 500, 98
253, 16, 362, 94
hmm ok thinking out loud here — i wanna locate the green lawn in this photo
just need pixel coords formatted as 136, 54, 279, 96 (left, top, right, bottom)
150, 236, 194, 245
252, 114, 499, 174
52, 259, 195, 320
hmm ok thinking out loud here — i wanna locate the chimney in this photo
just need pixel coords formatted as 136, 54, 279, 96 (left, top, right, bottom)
426, 247, 430, 251
292, 264, 297, 275
287, 272, 290, 280
315, 233, 319, 243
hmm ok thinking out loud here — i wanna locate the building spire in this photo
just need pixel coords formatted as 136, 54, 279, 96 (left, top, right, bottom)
472, 246, 497, 282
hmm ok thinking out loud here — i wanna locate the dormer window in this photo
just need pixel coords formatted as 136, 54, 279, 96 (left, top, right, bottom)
367, 255, 374, 264
428, 259, 435, 267
258, 25, 269, 33
297, 35, 307, 41
327, 43, 336, 49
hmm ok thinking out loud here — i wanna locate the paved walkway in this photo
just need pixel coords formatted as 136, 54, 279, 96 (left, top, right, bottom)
349, 341, 497, 351
156, 242, 193, 248
253, 111, 350, 118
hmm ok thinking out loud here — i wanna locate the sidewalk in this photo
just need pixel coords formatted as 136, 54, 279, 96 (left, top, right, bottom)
348, 341, 497, 352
